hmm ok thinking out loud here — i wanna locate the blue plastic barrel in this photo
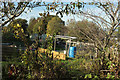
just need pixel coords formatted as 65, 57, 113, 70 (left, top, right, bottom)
69, 47, 76, 58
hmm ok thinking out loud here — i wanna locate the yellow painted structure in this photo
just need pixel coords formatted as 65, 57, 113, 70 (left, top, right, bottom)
38, 48, 66, 60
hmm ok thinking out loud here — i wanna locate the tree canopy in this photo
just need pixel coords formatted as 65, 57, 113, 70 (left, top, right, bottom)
27, 15, 59, 35
46, 16, 65, 36
8, 18, 28, 33
27, 17, 37, 35
4, 18, 31, 46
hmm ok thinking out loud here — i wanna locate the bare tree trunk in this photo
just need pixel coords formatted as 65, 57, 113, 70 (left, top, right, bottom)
118, 26, 120, 64
118, 1, 120, 65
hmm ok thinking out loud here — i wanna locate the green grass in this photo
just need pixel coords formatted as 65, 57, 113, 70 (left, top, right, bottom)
52, 57, 101, 78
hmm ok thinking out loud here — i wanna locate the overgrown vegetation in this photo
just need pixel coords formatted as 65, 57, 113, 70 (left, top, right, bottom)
1, 1, 120, 79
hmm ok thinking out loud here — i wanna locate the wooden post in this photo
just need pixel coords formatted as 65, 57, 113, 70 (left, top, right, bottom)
65, 41, 68, 54
54, 38, 56, 51
67, 39, 71, 57
95, 48, 98, 58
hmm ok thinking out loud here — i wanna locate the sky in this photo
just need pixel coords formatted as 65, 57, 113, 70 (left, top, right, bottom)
17, 1, 118, 25
17, 7, 81, 25
17, 2, 96, 25
17, 2, 82, 25
3, 0, 118, 2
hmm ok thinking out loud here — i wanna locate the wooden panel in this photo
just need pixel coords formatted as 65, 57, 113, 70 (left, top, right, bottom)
52, 51, 66, 60
38, 48, 66, 60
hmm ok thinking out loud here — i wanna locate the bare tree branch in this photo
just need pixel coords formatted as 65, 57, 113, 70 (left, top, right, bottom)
81, 12, 112, 25
1, 2, 29, 27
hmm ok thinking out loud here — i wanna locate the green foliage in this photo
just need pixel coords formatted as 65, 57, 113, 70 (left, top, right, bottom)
27, 18, 37, 35
2, 2, 120, 79
93, 75, 99, 79
2, 26, 25, 46
6, 18, 31, 46
61, 58, 101, 78
84, 73, 92, 78
47, 16, 65, 36
47, 37, 54, 51
16, 47, 70, 79
27, 15, 58, 35
106, 73, 115, 79
33, 19, 46, 34
106, 61, 115, 69
8, 18, 28, 34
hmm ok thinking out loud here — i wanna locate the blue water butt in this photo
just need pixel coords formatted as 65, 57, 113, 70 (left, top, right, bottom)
69, 47, 76, 58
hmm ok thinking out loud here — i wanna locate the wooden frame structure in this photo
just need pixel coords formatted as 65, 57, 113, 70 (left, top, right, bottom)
54, 35, 77, 56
